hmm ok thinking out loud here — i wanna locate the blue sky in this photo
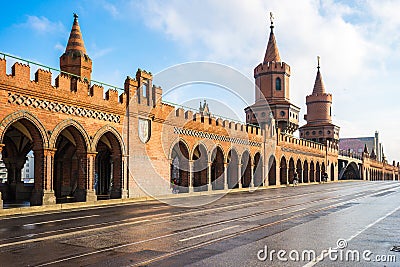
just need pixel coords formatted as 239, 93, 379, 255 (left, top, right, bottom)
1, 0, 400, 161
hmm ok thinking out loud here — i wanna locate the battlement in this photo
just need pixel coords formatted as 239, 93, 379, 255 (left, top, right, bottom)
166, 102, 263, 141
254, 61, 290, 77
0, 57, 126, 115
279, 132, 338, 154
306, 93, 332, 103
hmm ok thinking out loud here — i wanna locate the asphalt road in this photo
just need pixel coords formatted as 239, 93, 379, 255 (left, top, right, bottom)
1, 181, 400, 267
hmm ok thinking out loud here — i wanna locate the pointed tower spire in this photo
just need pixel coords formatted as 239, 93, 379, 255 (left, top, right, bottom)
65, 13, 87, 55
264, 12, 281, 63
312, 56, 326, 95
363, 144, 369, 154
60, 13, 92, 81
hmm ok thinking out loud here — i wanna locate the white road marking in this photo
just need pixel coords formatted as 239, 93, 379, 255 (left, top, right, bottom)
179, 225, 239, 242
23, 215, 100, 227
303, 196, 400, 267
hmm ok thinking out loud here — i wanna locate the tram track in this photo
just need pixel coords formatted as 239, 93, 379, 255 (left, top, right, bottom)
25, 183, 400, 266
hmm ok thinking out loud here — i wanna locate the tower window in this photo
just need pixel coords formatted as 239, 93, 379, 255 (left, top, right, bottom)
276, 77, 281, 91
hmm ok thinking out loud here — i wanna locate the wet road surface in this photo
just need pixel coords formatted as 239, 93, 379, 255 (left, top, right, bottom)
1, 181, 400, 266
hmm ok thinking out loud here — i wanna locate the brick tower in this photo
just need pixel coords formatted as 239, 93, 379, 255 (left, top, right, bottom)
245, 14, 300, 134
60, 14, 92, 81
299, 57, 340, 143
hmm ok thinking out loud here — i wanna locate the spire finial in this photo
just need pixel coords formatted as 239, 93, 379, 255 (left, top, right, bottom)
73, 13, 78, 20
317, 56, 320, 70
269, 12, 275, 30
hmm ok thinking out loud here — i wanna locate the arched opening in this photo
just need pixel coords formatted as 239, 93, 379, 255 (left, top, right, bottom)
95, 132, 123, 199
192, 144, 208, 192
296, 159, 302, 183
227, 149, 239, 189
316, 162, 321, 182
170, 141, 190, 193
339, 162, 361, 180
288, 158, 295, 184
321, 162, 326, 180
211, 146, 224, 190
303, 160, 309, 183
330, 163, 335, 181
254, 153, 263, 187
280, 156, 287, 185
241, 151, 251, 188
1, 119, 44, 206
310, 161, 315, 182
54, 126, 88, 203
268, 156, 276, 186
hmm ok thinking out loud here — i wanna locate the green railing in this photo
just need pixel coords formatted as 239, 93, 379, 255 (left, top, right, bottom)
0, 51, 260, 128
0, 51, 123, 92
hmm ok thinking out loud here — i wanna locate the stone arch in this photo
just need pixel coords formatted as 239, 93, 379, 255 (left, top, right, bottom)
93, 127, 125, 199
50, 119, 91, 151
268, 155, 276, 186
330, 163, 335, 181
192, 143, 208, 192
310, 161, 315, 182
288, 157, 295, 184
316, 162, 321, 182
303, 160, 309, 183
211, 145, 225, 190
241, 150, 252, 188
280, 156, 287, 185
227, 148, 239, 189
170, 140, 190, 193
0, 112, 48, 206
296, 159, 302, 183
92, 125, 126, 155
253, 152, 263, 187
0, 110, 48, 147
53, 123, 89, 203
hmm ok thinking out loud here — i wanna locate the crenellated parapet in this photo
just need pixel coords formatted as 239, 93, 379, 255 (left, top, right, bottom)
0, 59, 126, 117
254, 61, 290, 78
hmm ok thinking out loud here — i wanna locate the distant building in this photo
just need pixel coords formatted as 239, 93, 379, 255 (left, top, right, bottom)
21, 152, 34, 184
339, 131, 384, 161
0, 152, 7, 183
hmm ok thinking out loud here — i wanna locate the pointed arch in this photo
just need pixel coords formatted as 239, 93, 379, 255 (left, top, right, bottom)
268, 155, 277, 186
192, 143, 208, 192
303, 160, 309, 183
0, 110, 48, 147
253, 152, 263, 187
241, 150, 252, 188
227, 148, 239, 189
49, 119, 90, 150
288, 158, 295, 184
92, 125, 126, 155
296, 159, 302, 183
280, 156, 287, 185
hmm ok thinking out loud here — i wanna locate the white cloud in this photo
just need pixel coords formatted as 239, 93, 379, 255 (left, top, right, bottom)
21, 16, 65, 35
54, 43, 64, 52
130, 0, 400, 160
103, 2, 119, 17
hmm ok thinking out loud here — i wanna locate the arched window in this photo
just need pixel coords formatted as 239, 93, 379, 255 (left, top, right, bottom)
276, 77, 282, 90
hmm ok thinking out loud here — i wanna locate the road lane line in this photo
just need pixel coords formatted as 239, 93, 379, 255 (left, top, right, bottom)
179, 225, 239, 242
0, 219, 150, 249
0, 181, 380, 221
23, 215, 100, 227
35, 185, 400, 267
303, 198, 400, 267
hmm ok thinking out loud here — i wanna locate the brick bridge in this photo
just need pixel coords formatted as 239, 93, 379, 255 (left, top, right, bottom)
0, 15, 398, 208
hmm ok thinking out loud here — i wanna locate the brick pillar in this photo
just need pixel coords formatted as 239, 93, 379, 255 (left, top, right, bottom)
262, 163, 266, 187
250, 164, 255, 188
0, 144, 3, 209
224, 162, 228, 190
86, 152, 97, 202
208, 161, 212, 191
74, 152, 88, 202
238, 164, 242, 189
189, 160, 194, 193
42, 149, 56, 205
30, 149, 44, 206
121, 155, 128, 198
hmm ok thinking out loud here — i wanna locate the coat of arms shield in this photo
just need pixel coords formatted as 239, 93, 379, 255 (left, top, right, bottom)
138, 118, 151, 143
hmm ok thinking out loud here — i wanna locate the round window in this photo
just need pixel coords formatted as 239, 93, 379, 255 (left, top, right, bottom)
280, 111, 285, 117
312, 131, 316, 135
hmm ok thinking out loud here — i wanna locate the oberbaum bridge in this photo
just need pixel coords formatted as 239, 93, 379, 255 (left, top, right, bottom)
0, 15, 398, 209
